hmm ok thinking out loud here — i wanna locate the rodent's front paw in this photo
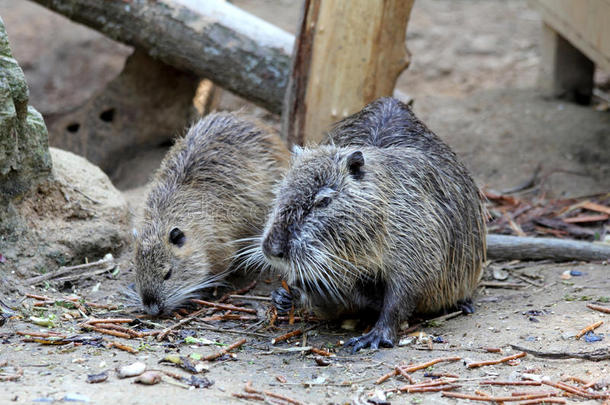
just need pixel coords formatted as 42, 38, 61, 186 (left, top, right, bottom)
271, 287, 293, 314
458, 298, 475, 314
345, 327, 395, 353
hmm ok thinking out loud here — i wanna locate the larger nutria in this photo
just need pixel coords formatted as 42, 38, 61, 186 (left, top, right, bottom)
259, 97, 486, 351
132, 112, 289, 315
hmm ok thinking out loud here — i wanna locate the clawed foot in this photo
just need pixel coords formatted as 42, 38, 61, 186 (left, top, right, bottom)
458, 298, 475, 314
271, 287, 293, 314
345, 327, 395, 353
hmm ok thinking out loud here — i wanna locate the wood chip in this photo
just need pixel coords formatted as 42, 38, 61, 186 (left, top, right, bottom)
575, 320, 603, 339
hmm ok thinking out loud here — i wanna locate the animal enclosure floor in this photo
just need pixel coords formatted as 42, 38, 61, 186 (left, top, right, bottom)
1, 0, 609, 403
1, 262, 609, 404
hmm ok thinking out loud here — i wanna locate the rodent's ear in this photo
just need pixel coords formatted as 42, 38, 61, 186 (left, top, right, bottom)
346, 151, 365, 179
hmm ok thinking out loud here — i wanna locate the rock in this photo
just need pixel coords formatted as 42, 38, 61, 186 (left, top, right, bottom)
0, 16, 52, 215
1, 148, 129, 287
47, 49, 199, 179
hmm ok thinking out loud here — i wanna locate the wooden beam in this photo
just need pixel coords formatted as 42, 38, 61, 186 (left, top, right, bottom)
530, 0, 610, 73
538, 23, 595, 104
282, 0, 414, 146
30, 0, 294, 114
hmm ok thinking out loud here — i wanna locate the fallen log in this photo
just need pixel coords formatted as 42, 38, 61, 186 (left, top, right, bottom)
487, 234, 610, 262
31, 0, 294, 114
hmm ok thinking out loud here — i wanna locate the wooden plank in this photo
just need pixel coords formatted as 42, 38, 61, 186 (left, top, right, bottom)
538, 22, 595, 103
531, 0, 610, 72
283, 0, 414, 146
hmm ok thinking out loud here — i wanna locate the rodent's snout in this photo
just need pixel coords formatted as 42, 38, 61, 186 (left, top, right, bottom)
262, 231, 288, 261
140, 289, 165, 316
143, 302, 164, 316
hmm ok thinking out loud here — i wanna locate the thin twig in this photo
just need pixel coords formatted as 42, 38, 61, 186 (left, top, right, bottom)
375, 369, 397, 385
271, 329, 302, 345
402, 384, 460, 393
311, 348, 334, 357
157, 307, 208, 341
518, 399, 565, 405
263, 390, 305, 405
204, 338, 246, 361
395, 367, 415, 384
88, 327, 130, 339
228, 294, 271, 302
542, 380, 607, 399
232, 392, 264, 401
26, 255, 114, 285
16, 331, 66, 338
402, 356, 461, 373
575, 320, 603, 339
586, 304, 610, 314
441, 392, 553, 402
480, 281, 525, 289
191, 299, 257, 314
467, 352, 526, 368
110, 341, 138, 354
219, 280, 258, 303
480, 380, 541, 386
87, 318, 133, 325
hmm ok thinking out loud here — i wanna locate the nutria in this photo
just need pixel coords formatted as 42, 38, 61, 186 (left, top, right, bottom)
132, 112, 289, 315
259, 97, 486, 351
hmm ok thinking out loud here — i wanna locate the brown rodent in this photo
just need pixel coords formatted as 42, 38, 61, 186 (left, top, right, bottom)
259, 97, 486, 351
132, 112, 289, 315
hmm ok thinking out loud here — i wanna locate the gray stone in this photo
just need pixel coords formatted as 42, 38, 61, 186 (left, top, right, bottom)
47, 49, 199, 178
0, 16, 52, 209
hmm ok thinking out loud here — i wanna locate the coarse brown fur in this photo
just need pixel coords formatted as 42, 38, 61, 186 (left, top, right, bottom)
258, 98, 486, 351
132, 112, 288, 315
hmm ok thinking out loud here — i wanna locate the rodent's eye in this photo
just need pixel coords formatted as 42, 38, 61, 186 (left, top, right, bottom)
163, 268, 172, 281
314, 196, 331, 208
169, 227, 186, 247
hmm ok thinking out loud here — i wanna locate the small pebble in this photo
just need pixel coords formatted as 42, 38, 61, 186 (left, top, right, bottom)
86, 372, 108, 384
117, 362, 146, 378
135, 371, 162, 385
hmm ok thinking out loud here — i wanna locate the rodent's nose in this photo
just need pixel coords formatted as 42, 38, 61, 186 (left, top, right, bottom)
262, 235, 286, 260
144, 302, 163, 316
141, 290, 164, 316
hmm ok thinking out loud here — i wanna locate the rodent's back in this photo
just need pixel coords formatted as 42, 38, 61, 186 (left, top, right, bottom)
325, 97, 448, 152
369, 146, 486, 313
146, 112, 289, 247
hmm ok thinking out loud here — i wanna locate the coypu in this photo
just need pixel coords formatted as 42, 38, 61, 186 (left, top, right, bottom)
132, 112, 289, 315
259, 97, 486, 351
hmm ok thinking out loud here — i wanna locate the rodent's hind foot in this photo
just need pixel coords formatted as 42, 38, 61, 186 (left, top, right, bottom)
345, 327, 394, 353
271, 287, 293, 314
458, 298, 475, 314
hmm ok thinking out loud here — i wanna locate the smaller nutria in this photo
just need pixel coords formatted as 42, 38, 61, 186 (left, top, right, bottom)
133, 113, 289, 315
259, 98, 486, 352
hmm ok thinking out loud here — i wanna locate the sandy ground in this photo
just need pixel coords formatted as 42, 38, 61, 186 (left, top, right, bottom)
1, 0, 609, 404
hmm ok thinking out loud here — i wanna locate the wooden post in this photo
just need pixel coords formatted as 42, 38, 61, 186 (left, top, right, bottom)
539, 23, 595, 104
282, 0, 414, 146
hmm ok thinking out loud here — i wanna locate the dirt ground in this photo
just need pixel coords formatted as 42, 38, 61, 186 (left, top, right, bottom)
1, 0, 609, 404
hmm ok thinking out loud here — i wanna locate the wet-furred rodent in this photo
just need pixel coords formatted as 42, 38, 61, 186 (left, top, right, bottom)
259, 97, 486, 351
132, 112, 288, 315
